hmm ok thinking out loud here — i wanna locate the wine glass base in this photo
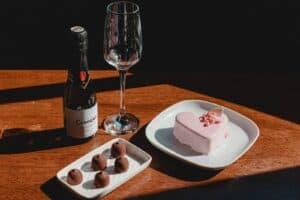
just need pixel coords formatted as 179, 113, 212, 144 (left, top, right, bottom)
104, 113, 140, 135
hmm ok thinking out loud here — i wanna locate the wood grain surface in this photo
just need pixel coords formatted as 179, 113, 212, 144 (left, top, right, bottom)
0, 70, 299, 200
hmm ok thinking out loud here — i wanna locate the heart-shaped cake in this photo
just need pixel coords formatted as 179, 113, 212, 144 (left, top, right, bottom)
173, 109, 228, 154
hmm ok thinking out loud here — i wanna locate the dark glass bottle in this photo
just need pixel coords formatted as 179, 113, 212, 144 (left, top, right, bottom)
63, 26, 98, 139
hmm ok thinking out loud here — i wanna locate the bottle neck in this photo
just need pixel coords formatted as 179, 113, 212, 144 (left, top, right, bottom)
68, 49, 90, 84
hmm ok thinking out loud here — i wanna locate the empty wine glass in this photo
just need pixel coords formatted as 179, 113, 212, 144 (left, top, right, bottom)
103, 1, 142, 135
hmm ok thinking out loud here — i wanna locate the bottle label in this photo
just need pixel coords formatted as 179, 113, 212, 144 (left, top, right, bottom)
65, 104, 98, 138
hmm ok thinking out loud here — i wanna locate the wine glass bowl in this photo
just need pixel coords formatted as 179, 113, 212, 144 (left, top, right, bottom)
104, 1, 142, 71
103, 1, 142, 135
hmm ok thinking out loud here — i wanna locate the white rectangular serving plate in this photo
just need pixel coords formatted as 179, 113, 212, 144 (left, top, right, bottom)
146, 100, 259, 170
56, 138, 152, 199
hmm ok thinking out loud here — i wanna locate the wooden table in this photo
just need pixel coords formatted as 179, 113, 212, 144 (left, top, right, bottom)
0, 70, 299, 200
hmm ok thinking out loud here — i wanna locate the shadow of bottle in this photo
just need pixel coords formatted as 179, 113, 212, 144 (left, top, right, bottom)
0, 127, 91, 154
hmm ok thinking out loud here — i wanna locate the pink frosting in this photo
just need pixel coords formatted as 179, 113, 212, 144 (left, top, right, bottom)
173, 109, 228, 154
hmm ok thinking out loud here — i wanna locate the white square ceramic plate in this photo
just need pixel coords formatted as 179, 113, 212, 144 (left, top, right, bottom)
56, 138, 152, 199
145, 100, 259, 170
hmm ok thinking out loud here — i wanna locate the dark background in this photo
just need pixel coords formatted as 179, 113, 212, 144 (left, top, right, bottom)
0, 0, 300, 124
1, 0, 300, 71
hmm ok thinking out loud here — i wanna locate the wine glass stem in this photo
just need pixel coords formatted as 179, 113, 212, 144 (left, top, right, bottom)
119, 70, 126, 116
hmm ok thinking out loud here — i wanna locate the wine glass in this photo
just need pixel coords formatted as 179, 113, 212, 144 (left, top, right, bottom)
103, 1, 142, 135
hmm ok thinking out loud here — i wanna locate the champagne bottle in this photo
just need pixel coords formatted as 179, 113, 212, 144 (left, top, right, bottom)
63, 26, 98, 139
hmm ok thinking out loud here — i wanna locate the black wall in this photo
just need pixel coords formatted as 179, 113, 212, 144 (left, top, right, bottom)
1, 0, 300, 71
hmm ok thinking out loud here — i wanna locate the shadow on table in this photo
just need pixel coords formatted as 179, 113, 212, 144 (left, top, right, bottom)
125, 166, 300, 200
41, 176, 83, 200
130, 124, 222, 182
134, 72, 300, 124
0, 70, 299, 124
0, 72, 162, 105
0, 128, 89, 154
0, 76, 119, 104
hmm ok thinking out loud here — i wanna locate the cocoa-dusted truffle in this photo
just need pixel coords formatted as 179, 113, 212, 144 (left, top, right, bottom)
67, 169, 83, 185
91, 154, 107, 171
114, 156, 129, 173
94, 171, 110, 188
111, 141, 126, 158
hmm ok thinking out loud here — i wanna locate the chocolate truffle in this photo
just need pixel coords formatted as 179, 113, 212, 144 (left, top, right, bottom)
114, 156, 129, 173
111, 141, 126, 158
67, 169, 83, 185
91, 154, 107, 171
94, 171, 110, 188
